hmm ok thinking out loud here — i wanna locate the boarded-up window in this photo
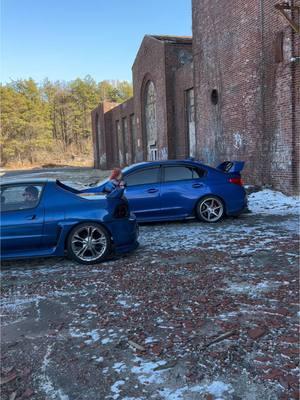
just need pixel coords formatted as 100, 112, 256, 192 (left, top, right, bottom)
122, 117, 128, 164
95, 113, 101, 164
274, 31, 284, 63
130, 114, 136, 162
116, 120, 123, 165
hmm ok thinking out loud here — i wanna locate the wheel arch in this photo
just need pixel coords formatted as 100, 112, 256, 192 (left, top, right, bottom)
63, 220, 113, 250
194, 193, 227, 217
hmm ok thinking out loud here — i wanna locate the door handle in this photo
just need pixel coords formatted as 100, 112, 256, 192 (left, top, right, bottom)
192, 183, 203, 188
147, 188, 158, 193
26, 214, 37, 220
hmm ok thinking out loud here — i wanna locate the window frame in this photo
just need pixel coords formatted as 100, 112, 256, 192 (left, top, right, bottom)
0, 183, 45, 213
162, 164, 207, 183
124, 166, 162, 187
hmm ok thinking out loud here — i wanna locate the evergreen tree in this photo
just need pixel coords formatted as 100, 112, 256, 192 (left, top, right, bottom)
0, 77, 133, 166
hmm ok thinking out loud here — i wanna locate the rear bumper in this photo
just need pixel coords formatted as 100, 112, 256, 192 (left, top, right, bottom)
226, 194, 248, 216
106, 213, 139, 255
114, 240, 139, 255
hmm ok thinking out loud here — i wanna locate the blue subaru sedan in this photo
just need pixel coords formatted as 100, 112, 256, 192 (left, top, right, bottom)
0, 179, 138, 264
84, 160, 247, 223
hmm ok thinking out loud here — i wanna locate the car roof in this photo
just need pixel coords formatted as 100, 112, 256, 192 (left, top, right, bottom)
123, 159, 212, 171
0, 177, 56, 185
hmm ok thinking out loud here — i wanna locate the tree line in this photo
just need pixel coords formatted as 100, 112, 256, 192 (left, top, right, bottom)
0, 76, 133, 167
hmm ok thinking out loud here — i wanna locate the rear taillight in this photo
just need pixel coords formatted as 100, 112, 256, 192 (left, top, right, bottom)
114, 203, 129, 218
229, 177, 243, 186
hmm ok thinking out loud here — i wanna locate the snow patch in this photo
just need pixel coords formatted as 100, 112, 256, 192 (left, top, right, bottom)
158, 380, 233, 399
102, 337, 113, 345
39, 344, 69, 400
111, 380, 125, 399
84, 329, 100, 344
131, 358, 167, 384
249, 189, 300, 215
113, 362, 127, 373
227, 281, 279, 297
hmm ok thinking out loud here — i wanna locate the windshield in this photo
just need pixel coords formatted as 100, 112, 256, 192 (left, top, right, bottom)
56, 180, 81, 193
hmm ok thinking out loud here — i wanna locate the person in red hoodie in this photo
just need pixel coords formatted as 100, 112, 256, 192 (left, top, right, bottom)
104, 168, 125, 193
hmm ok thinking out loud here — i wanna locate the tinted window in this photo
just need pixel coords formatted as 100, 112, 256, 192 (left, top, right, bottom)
125, 168, 160, 186
164, 166, 205, 182
193, 168, 206, 178
1, 184, 43, 212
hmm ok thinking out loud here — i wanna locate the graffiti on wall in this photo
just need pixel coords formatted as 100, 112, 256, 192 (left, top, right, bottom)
100, 153, 106, 167
233, 132, 243, 150
271, 127, 291, 171
186, 89, 196, 157
160, 147, 168, 160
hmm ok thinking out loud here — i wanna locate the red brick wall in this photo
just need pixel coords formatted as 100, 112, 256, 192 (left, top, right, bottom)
263, 0, 300, 194
104, 98, 134, 168
91, 102, 116, 169
293, 1, 300, 193
164, 41, 193, 158
192, 0, 299, 194
131, 36, 193, 161
132, 36, 168, 161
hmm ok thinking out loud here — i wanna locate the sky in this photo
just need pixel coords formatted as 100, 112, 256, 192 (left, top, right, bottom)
0, 0, 192, 84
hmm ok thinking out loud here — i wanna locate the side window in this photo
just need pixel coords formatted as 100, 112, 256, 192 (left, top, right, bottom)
164, 166, 193, 182
164, 166, 206, 182
125, 168, 160, 187
1, 184, 43, 212
193, 168, 206, 178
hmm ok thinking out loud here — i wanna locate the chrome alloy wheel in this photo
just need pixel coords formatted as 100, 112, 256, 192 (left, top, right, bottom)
71, 225, 108, 262
198, 197, 224, 222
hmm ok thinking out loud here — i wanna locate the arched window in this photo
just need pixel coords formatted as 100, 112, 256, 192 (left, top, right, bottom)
144, 81, 158, 160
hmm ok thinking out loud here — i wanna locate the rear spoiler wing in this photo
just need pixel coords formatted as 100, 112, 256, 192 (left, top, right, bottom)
217, 161, 245, 173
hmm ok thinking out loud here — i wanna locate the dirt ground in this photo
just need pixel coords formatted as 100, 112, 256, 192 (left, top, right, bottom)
1, 169, 299, 400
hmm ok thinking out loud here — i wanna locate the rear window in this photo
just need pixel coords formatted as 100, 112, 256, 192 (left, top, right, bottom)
164, 166, 205, 182
125, 168, 160, 186
56, 180, 80, 193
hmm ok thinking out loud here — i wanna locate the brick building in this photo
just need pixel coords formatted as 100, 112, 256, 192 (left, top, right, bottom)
92, 1, 300, 194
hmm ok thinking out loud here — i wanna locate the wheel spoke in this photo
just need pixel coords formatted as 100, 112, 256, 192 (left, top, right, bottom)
88, 246, 95, 257
91, 227, 98, 237
72, 234, 85, 244
74, 245, 88, 257
92, 236, 106, 245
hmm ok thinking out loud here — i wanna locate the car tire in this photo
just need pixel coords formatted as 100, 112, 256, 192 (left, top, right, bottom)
196, 196, 224, 223
67, 222, 111, 264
